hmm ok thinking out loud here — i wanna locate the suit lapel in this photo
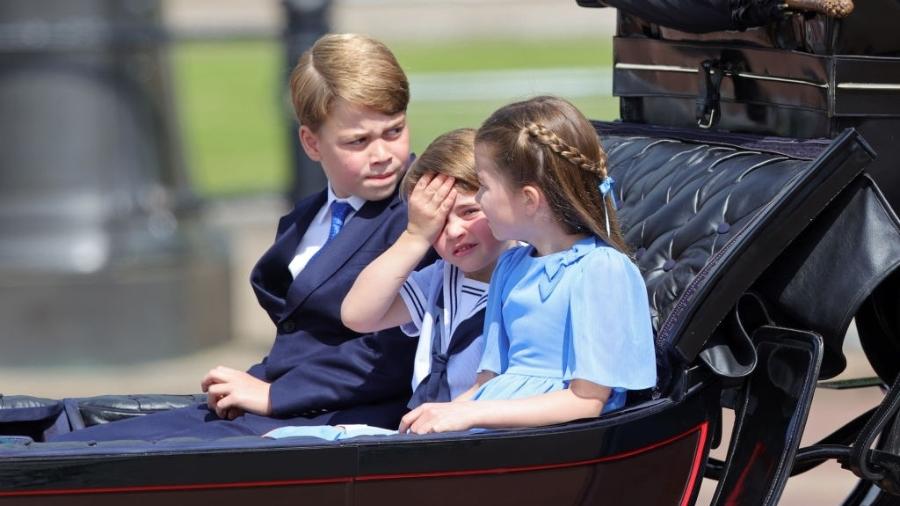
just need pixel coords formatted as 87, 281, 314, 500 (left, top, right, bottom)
275, 192, 327, 267
283, 193, 398, 318
250, 191, 326, 318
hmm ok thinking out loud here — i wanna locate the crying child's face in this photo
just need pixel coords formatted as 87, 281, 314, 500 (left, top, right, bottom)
433, 191, 507, 283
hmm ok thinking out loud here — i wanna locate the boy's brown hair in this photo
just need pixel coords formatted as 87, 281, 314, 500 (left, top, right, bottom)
401, 129, 479, 198
289, 33, 409, 131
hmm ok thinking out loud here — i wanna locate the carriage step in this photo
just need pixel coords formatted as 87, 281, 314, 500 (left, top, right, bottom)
819, 377, 884, 390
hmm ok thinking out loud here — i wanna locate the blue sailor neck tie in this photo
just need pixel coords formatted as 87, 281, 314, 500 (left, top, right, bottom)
327, 201, 353, 242
407, 291, 487, 409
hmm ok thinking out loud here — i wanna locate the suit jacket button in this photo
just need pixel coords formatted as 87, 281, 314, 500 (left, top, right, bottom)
281, 321, 296, 333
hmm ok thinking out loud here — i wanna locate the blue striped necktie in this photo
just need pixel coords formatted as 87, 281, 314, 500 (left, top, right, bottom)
304, 200, 354, 266
327, 201, 353, 242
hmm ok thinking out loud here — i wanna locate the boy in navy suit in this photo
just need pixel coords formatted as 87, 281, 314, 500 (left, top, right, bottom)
51, 33, 423, 441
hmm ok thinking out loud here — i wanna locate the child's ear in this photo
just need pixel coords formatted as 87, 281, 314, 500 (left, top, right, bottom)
520, 185, 543, 215
298, 126, 322, 162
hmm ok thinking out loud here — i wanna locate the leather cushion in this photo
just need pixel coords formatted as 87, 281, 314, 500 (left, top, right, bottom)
603, 133, 812, 335
77, 394, 207, 426
0, 395, 62, 423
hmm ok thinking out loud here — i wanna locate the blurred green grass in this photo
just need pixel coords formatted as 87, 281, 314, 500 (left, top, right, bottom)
172, 38, 616, 197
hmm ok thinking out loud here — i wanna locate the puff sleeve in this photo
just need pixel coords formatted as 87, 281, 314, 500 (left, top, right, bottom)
477, 248, 522, 375
564, 248, 656, 390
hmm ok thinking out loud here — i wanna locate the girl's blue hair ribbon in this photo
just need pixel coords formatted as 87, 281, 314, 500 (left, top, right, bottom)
598, 176, 616, 238
598, 176, 617, 210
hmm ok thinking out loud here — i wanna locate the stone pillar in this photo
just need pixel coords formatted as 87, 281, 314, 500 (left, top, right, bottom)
0, 0, 231, 365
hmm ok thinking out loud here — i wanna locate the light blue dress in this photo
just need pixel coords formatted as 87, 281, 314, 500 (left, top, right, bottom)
473, 237, 656, 413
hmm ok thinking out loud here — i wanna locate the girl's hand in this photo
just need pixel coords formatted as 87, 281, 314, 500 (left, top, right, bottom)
399, 401, 481, 434
406, 172, 457, 246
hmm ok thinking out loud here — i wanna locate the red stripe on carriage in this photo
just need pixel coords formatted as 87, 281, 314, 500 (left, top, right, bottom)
0, 477, 353, 497
0, 422, 709, 498
357, 422, 709, 481
681, 421, 709, 506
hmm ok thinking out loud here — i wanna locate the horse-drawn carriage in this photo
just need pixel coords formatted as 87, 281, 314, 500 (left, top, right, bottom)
2, 1, 900, 504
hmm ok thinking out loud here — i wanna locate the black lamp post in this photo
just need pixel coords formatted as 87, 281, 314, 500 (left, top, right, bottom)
282, 0, 332, 203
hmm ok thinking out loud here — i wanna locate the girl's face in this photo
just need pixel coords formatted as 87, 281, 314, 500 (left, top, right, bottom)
474, 143, 528, 242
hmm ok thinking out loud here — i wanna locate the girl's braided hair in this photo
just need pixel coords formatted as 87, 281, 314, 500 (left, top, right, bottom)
523, 121, 609, 180
476, 96, 628, 253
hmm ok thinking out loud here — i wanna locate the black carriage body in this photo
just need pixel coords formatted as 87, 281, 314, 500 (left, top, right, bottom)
593, 1, 900, 503
607, 0, 900, 208
0, 393, 715, 505
0, 119, 884, 505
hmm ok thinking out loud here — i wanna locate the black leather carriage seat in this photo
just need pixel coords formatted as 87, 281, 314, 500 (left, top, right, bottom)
0, 122, 876, 439
74, 394, 207, 427
0, 393, 206, 440
603, 131, 814, 331
0, 395, 63, 441
597, 121, 875, 393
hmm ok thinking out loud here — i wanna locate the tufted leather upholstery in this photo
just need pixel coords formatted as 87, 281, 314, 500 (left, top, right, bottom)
605, 135, 811, 332
596, 121, 873, 391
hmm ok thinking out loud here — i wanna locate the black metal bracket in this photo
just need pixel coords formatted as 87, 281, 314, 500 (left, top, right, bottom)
696, 59, 742, 129
818, 377, 885, 390
847, 370, 900, 486
710, 327, 823, 506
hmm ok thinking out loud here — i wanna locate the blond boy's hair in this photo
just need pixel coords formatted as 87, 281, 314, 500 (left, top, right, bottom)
289, 33, 409, 131
401, 129, 479, 198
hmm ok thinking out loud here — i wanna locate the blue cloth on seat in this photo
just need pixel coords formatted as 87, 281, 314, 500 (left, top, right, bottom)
264, 424, 396, 441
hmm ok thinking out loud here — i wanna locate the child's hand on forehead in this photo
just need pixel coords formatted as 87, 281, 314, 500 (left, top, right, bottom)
406, 172, 457, 246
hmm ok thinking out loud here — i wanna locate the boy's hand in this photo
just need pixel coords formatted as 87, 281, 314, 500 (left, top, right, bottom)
406, 172, 456, 246
399, 401, 481, 434
201, 366, 273, 419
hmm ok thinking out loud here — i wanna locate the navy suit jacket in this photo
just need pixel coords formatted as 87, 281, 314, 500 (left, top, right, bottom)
247, 187, 419, 421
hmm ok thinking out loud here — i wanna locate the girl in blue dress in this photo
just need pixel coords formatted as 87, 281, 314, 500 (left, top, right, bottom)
399, 95, 657, 434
